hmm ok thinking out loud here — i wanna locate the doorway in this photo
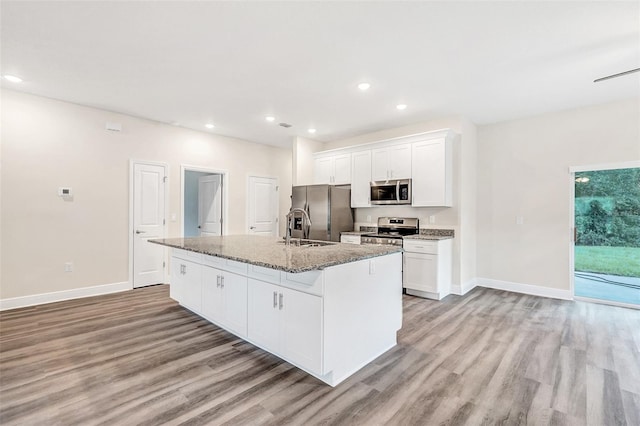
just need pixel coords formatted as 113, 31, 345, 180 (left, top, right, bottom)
130, 161, 168, 288
181, 166, 227, 237
247, 176, 279, 236
571, 162, 640, 308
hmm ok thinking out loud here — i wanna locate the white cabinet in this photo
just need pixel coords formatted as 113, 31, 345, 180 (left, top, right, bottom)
313, 153, 351, 184
340, 234, 361, 244
411, 138, 452, 207
372, 143, 411, 181
202, 266, 248, 337
350, 150, 372, 207
247, 279, 322, 374
402, 239, 452, 300
170, 256, 202, 312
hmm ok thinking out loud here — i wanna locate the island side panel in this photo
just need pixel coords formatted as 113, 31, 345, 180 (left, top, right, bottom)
322, 252, 402, 385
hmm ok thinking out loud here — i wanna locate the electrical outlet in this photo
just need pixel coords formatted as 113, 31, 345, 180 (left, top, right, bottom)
516, 216, 524, 225
429, 215, 436, 224
366, 215, 371, 223
369, 259, 376, 274
64, 262, 73, 272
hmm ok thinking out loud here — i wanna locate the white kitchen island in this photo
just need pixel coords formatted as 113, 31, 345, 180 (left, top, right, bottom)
150, 235, 403, 387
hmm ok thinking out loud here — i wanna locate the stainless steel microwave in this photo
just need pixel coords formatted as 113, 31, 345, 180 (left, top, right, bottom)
370, 179, 412, 205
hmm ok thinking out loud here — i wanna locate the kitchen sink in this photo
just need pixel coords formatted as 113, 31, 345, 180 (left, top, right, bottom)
279, 239, 337, 247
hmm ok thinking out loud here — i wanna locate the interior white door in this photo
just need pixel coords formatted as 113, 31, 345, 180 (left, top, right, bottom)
198, 175, 222, 236
133, 163, 166, 288
248, 176, 278, 236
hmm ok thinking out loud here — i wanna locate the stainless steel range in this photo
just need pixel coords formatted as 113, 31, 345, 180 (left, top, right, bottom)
361, 217, 419, 246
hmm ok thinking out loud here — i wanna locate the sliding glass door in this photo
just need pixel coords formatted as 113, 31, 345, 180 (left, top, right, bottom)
573, 166, 639, 307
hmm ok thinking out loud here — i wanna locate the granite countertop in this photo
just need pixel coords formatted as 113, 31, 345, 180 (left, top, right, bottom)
149, 235, 402, 273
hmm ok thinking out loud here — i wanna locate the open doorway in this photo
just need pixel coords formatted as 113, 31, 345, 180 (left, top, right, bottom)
571, 162, 640, 308
181, 166, 227, 237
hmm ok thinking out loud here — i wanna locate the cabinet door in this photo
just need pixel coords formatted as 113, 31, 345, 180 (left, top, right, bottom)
332, 154, 351, 184
313, 157, 333, 184
183, 260, 203, 312
222, 271, 248, 338
403, 252, 438, 293
201, 266, 224, 324
389, 143, 412, 179
171, 256, 203, 311
351, 150, 371, 207
247, 279, 281, 354
371, 148, 390, 181
411, 138, 451, 207
169, 256, 184, 303
281, 288, 322, 374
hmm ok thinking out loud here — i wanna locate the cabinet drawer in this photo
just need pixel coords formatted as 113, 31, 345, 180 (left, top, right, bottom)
340, 235, 361, 245
203, 255, 248, 275
403, 239, 438, 254
280, 270, 323, 296
248, 264, 281, 284
173, 248, 203, 262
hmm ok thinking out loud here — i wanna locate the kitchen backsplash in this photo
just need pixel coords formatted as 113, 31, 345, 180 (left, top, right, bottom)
358, 225, 454, 238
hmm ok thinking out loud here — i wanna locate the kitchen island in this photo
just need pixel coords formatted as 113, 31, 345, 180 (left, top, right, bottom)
149, 235, 403, 386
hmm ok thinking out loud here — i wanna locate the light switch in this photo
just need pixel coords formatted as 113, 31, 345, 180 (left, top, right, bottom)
516, 216, 524, 225
171, 213, 177, 222
429, 215, 436, 224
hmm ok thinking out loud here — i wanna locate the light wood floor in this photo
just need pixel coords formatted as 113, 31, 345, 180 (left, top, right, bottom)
1, 285, 639, 425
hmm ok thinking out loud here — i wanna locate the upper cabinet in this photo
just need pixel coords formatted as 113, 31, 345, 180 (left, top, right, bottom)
351, 150, 372, 208
411, 137, 452, 207
371, 143, 412, 181
313, 153, 351, 185
311, 129, 455, 207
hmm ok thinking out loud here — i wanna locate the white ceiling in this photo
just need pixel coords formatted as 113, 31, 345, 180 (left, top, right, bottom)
2, 1, 639, 148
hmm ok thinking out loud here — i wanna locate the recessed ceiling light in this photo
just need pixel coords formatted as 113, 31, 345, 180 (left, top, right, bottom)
358, 82, 371, 91
396, 104, 407, 110
205, 123, 215, 129
308, 128, 316, 134
3, 75, 22, 83
265, 116, 275, 122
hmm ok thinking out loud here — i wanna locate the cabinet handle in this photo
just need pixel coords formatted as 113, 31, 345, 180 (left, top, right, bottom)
221, 275, 225, 289
273, 291, 278, 308
279, 293, 284, 310
216, 275, 221, 287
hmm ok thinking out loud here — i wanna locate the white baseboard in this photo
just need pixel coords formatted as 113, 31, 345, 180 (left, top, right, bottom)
451, 278, 478, 296
477, 277, 572, 301
0, 281, 132, 311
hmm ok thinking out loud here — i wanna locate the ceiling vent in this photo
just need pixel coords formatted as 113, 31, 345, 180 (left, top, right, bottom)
279, 122, 292, 128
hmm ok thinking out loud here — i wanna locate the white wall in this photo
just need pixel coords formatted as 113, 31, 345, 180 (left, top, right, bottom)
1, 89, 292, 300
476, 98, 640, 293
292, 136, 323, 186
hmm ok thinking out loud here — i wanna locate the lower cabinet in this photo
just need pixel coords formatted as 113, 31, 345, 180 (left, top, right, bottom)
170, 256, 202, 313
402, 239, 453, 300
202, 266, 248, 338
247, 278, 322, 374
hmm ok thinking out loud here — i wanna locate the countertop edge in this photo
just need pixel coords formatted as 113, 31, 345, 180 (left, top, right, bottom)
149, 239, 402, 273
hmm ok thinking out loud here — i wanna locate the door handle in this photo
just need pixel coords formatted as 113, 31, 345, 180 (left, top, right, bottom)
135, 230, 146, 234
273, 291, 278, 308
220, 275, 224, 289
279, 293, 284, 310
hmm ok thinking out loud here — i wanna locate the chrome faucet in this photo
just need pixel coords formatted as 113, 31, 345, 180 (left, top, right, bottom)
285, 208, 312, 246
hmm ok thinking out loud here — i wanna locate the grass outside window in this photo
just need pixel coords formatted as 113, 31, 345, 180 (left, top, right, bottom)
574, 246, 640, 277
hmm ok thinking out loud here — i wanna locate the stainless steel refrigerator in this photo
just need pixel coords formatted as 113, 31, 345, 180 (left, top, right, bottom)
290, 185, 354, 242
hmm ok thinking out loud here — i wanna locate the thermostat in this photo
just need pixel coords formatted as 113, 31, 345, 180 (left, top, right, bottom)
58, 187, 73, 197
